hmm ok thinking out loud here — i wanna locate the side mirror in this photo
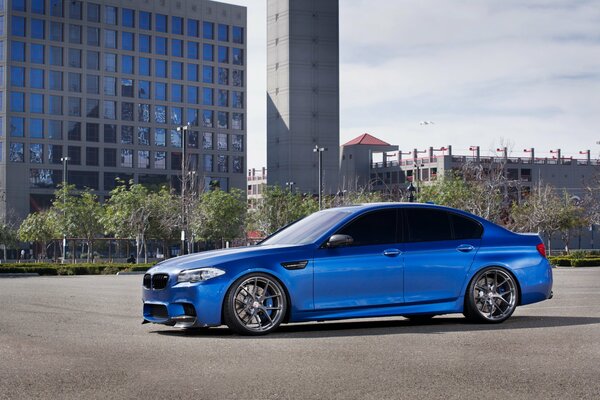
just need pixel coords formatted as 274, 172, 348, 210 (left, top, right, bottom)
326, 234, 354, 248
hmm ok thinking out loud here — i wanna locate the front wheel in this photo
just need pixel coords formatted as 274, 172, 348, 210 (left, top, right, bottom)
223, 273, 287, 335
465, 267, 518, 323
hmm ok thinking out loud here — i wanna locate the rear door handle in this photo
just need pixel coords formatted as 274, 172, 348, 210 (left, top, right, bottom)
456, 244, 475, 253
383, 249, 402, 257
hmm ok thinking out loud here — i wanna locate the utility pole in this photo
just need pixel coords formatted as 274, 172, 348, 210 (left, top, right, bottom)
313, 145, 327, 210
177, 123, 190, 256
60, 156, 71, 264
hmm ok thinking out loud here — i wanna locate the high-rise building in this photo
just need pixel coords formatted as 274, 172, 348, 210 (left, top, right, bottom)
0, 0, 247, 223
266, 0, 339, 195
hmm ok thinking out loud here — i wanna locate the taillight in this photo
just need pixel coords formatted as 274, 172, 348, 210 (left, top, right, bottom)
536, 243, 547, 258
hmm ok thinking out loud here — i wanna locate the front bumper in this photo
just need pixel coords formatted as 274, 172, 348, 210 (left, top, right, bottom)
142, 273, 227, 328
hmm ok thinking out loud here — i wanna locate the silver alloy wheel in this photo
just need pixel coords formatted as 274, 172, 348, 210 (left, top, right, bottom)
471, 268, 517, 321
232, 276, 285, 333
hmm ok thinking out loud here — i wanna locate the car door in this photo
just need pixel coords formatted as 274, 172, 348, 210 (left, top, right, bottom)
313, 208, 404, 310
402, 208, 482, 304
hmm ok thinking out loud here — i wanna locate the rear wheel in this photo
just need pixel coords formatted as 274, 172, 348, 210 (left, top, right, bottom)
465, 267, 518, 323
223, 273, 287, 335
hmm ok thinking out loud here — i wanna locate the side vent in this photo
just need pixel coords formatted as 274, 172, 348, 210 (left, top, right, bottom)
281, 260, 308, 270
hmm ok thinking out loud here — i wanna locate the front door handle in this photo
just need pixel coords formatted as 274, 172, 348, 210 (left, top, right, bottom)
456, 244, 475, 253
383, 249, 402, 257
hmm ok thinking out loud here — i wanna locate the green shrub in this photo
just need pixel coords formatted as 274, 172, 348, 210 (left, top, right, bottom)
0, 262, 155, 276
571, 258, 600, 267
548, 257, 571, 267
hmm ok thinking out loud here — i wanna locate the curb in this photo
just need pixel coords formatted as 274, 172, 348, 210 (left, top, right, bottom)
116, 271, 147, 276
0, 273, 40, 278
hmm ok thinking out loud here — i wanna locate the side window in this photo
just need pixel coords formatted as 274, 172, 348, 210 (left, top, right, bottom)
451, 214, 483, 239
336, 209, 397, 246
405, 208, 452, 242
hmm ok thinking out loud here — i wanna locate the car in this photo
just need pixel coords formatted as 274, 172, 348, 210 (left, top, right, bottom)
142, 203, 553, 335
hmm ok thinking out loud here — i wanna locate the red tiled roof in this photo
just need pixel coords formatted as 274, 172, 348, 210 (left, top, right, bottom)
342, 133, 391, 146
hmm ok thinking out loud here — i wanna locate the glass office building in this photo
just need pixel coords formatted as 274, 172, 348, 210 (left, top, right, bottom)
0, 0, 246, 222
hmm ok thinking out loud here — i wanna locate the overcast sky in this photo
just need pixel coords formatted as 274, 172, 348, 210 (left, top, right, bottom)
223, 0, 600, 169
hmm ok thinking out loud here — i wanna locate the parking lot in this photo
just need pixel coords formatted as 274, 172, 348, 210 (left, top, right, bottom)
1, 268, 599, 399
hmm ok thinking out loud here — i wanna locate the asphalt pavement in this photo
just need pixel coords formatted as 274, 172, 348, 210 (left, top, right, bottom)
1, 268, 599, 399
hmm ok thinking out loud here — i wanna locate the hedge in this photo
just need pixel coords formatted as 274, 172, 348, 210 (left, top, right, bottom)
0, 262, 155, 276
571, 258, 600, 267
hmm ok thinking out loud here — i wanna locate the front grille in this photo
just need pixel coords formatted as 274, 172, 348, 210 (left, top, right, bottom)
152, 273, 169, 290
143, 274, 151, 289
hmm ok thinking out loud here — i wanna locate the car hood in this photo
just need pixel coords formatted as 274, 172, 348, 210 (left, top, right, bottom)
148, 244, 305, 274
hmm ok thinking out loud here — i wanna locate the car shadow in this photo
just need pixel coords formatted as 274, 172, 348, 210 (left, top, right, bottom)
150, 315, 600, 339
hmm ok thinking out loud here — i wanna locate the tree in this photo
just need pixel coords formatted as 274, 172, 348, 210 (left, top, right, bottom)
191, 188, 247, 247
146, 186, 180, 258
17, 210, 60, 260
0, 220, 18, 262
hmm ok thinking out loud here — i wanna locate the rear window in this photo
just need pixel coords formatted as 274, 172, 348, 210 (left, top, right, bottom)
451, 213, 483, 239
405, 208, 483, 242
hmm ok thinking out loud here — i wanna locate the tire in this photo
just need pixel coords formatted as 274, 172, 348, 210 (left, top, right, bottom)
465, 267, 519, 323
223, 273, 287, 335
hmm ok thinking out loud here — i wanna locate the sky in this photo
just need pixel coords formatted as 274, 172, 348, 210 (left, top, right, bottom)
222, 0, 600, 169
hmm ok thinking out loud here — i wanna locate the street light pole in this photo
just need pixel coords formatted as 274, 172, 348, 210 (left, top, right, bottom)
313, 145, 327, 210
177, 123, 191, 256
60, 156, 71, 264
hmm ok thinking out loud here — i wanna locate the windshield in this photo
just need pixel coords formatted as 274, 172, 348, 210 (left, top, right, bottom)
260, 209, 354, 246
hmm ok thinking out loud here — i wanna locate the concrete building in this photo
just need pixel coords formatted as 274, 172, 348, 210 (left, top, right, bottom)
247, 167, 267, 203
0, 0, 247, 223
266, 0, 339, 195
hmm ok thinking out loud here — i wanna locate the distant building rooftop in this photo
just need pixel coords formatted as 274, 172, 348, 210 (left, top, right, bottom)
343, 133, 391, 147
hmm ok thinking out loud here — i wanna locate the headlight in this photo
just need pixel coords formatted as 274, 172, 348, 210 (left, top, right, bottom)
177, 267, 225, 283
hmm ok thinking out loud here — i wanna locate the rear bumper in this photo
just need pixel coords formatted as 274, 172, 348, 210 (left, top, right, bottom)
515, 259, 553, 305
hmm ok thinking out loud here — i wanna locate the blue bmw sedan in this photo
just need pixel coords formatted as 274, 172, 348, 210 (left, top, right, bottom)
142, 203, 553, 335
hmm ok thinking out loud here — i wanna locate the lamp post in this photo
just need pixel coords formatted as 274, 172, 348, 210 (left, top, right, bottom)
407, 182, 416, 202
177, 123, 191, 256
285, 181, 295, 193
313, 145, 327, 210
60, 156, 71, 264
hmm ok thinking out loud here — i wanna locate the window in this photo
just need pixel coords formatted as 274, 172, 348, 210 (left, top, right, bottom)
154, 151, 166, 169
202, 132, 213, 150
10, 92, 25, 112
121, 79, 134, 97
188, 19, 199, 37
187, 42, 199, 60
203, 110, 213, 127
232, 48, 243, 65
68, 48, 81, 68
29, 143, 44, 164
405, 208, 453, 242
49, 95, 62, 115
122, 9, 134, 28
233, 156, 243, 173
451, 214, 483, 240
155, 36, 167, 55
138, 127, 150, 145
139, 11, 151, 30
154, 105, 166, 124
30, 44, 45, 64
171, 84, 183, 102
140, 34, 151, 53
122, 31, 134, 51
50, 46, 63, 66
203, 66, 214, 83
232, 113, 243, 130
218, 24, 228, 41
171, 107, 182, 125
86, 123, 99, 142
13, 0, 26, 12
104, 148, 116, 167
233, 26, 244, 44
10, 143, 24, 163
172, 39, 183, 57
138, 104, 150, 122
232, 91, 243, 108
232, 70, 243, 87
203, 22, 213, 39
232, 134, 243, 152
122, 55, 134, 74
187, 86, 198, 103
217, 155, 228, 173
68, 73, 81, 92
86, 99, 99, 118
10, 117, 24, 137
121, 126, 133, 144
337, 209, 398, 246
138, 81, 150, 99
11, 41, 26, 62
87, 3, 99, 22
218, 46, 229, 63
218, 67, 229, 85
87, 51, 99, 70
69, 24, 81, 44
67, 97, 80, 116
121, 102, 133, 121
103, 100, 116, 119
218, 89, 228, 107
48, 120, 62, 139
170, 130, 181, 148
50, 22, 63, 41
217, 112, 228, 129
187, 109, 198, 126
203, 154, 213, 172
48, 144, 63, 163
86, 147, 99, 166
103, 76, 116, 96
121, 149, 133, 167
203, 44, 213, 61
187, 64, 199, 82
103, 124, 116, 143
172, 17, 183, 35
139, 57, 151, 76
31, 19, 45, 39
154, 129, 166, 146
86, 74, 99, 94
11, 67, 25, 87
68, 146, 81, 165
31, 93, 44, 113
50, 0, 63, 17
203, 88, 213, 105
155, 83, 166, 100
156, 14, 167, 33
104, 6, 117, 25
155, 60, 167, 78
217, 133, 227, 150
104, 30, 117, 49
68, 121, 81, 140
138, 150, 150, 168
12, 16, 26, 37
87, 27, 100, 46
32, 0, 45, 13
